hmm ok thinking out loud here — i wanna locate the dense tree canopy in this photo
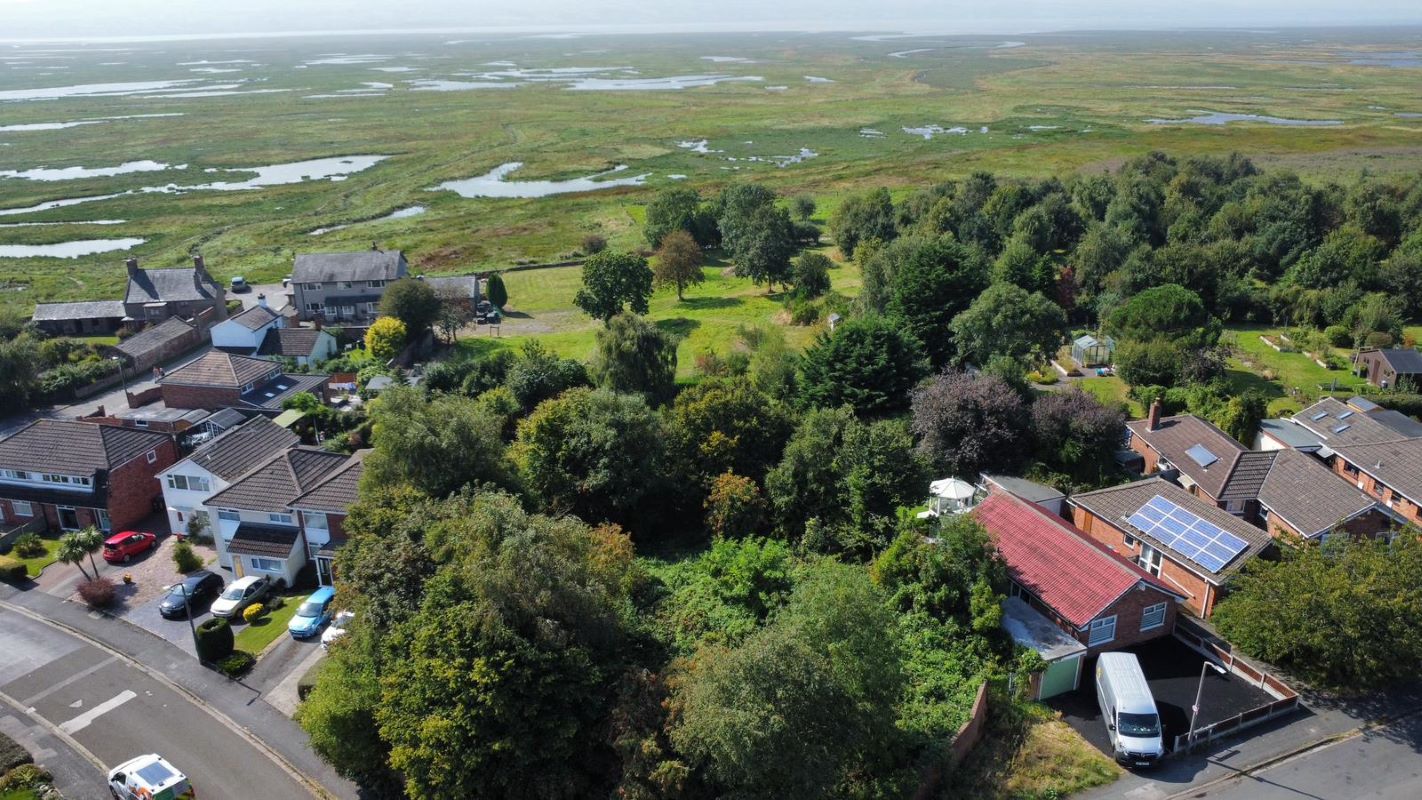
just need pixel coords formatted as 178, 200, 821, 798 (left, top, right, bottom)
575, 251, 654, 321
589, 312, 679, 406
911, 371, 1029, 479
829, 187, 898, 258
880, 234, 991, 368
950, 282, 1068, 366
363, 386, 515, 498
798, 316, 928, 417
379, 277, 440, 334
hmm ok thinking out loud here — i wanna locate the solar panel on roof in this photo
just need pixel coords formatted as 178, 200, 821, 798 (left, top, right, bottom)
1185, 444, 1219, 467
1125, 494, 1251, 574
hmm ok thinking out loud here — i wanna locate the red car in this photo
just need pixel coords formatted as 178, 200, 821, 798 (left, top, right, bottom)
102, 531, 158, 563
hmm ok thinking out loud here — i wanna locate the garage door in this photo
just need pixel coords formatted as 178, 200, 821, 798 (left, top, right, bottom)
1039, 655, 1081, 699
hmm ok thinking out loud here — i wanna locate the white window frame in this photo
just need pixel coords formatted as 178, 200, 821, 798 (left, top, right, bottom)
1140, 602, 1168, 632
1088, 615, 1117, 646
1137, 543, 1163, 577
217, 508, 240, 522
250, 557, 283, 572
146, 450, 157, 464
11, 500, 32, 517
268, 512, 294, 526
304, 512, 329, 531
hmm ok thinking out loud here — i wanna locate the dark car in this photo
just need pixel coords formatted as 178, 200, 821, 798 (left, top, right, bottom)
158, 571, 224, 619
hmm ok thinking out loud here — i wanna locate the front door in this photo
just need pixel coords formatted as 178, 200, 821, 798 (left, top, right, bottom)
96, 509, 111, 532
58, 506, 79, 530
316, 556, 334, 586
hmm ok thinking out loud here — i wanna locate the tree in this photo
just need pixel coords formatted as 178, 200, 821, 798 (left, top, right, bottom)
791, 194, 816, 221
588, 313, 678, 406
74, 527, 103, 578
872, 514, 1008, 628
1104, 283, 1219, 350
798, 316, 928, 417
652, 229, 704, 300
514, 387, 666, 524
575, 251, 653, 321
949, 283, 1068, 366
1114, 339, 1189, 387
829, 187, 897, 259
363, 386, 516, 498
728, 207, 796, 288
485, 272, 509, 309
1029, 388, 1127, 484
0, 334, 41, 415
644, 186, 705, 248
1347, 292, 1405, 365
666, 378, 794, 489
790, 252, 831, 299
365, 316, 407, 362
434, 286, 474, 343
911, 371, 1029, 478
1212, 392, 1268, 446
379, 278, 440, 335
671, 562, 909, 800
57, 531, 93, 581
883, 235, 990, 368
581, 234, 607, 255
704, 471, 767, 539
504, 340, 590, 411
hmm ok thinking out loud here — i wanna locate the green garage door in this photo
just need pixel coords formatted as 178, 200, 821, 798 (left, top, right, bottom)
1039, 655, 1081, 699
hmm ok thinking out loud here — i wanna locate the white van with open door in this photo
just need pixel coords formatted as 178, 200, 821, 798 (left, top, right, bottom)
107, 753, 196, 800
1095, 652, 1165, 768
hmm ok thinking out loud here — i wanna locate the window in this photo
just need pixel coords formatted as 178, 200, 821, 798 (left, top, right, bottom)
11, 501, 32, 517
167, 474, 211, 493
146, 450, 157, 464
337, 281, 354, 290
250, 557, 283, 572
1124, 534, 1137, 547
1088, 616, 1117, 646
268, 512, 294, 526
1140, 602, 1167, 631
217, 509, 240, 522
134, 419, 148, 428
1137, 544, 1163, 577
306, 302, 323, 312
367, 280, 385, 289
308, 282, 323, 290
305, 512, 328, 531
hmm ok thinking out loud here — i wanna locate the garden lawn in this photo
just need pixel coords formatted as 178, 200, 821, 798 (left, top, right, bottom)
232, 594, 304, 654
13, 536, 62, 579
1075, 376, 1139, 417
0, 789, 42, 800
1225, 327, 1370, 415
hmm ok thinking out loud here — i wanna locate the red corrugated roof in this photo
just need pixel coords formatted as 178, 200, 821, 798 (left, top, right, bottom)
974, 492, 1181, 628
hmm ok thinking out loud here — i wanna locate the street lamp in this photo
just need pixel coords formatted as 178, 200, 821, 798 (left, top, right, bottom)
1188, 660, 1229, 750
164, 581, 199, 657
109, 356, 128, 396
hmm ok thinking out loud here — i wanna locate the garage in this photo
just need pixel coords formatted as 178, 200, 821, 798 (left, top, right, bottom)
1003, 597, 1086, 700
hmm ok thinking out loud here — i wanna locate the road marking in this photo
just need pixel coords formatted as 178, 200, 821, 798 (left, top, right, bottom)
21, 654, 118, 707
57, 689, 135, 734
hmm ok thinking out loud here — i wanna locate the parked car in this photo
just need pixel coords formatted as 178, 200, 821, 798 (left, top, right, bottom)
102, 531, 158, 564
107, 753, 194, 800
1096, 652, 1165, 768
288, 586, 336, 639
230, 275, 250, 292
321, 610, 354, 649
158, 571, 224, 619
209, 575, 272, 619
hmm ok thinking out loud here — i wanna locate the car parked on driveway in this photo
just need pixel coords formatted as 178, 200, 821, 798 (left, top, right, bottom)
321, 610, 354, 649
210, 575, 272, 619
158, 571, 224, 619
102, 531, 158, 563
288, 586, 336, 639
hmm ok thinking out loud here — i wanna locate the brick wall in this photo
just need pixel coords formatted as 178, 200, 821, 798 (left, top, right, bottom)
162, 383, 242, 411
1130, 435, 1159, 474
1095, 584, 1178, 653
1331, 457, 1421, 526
1072, 505, 1218, 618
104, 437, 179, 530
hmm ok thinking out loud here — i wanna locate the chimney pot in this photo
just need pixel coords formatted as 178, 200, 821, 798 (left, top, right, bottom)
1147, 398, 1163, 432
125, 257, 139, 275
258, 294, 268, 308
193, 254, 205, 272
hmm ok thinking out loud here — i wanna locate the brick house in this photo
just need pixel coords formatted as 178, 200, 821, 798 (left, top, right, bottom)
123, 255, 227, 324
157, 416, 299, 543
291, 249, 408, 325
158, 351, 330, 413
1070, 478, 1275, 619
0, 419, 176, 534
113, 316, 205, 374
289, 450, 366, 585
1126, 401, 1267, 516
975, 491, 1185, 654
1255, 448, 1393, 541
1287, 397, 1422, 527
1356, 347, 1422, 390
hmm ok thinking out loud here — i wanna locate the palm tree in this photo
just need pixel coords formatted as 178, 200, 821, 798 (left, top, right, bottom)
75, 527, 104, 576
57, 532, 92, 581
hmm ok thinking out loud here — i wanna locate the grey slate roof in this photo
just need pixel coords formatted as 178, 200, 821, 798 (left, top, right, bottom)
1070, 477, 1274, 582
1291, 397, 1409, 447
1370, 348, 1422, 374
126, 267, 222, 304
292, 250, 406, 284
206, 447, 347, 511
228, 523, 300, 558
241, 374, 329, 411
32, 300, 126, 322
1258, 419, 1324, 450
1257, 449, 1378, 539
1218, 450, 1277, 501
204, 408, 247, 432
1126, 414, 1246, 500
0, 419, 169, 475
226, 304, 281, 332
115, 317, 195, 359
159, 351, 279, 389
425, 275, 480, 298
257, 327, 327, 359
980, 473, 1065, 504
182, 416, 300, 481
290, 450, 367, 513
1331, 438, 1422, 507
1368, 409, 1422, 439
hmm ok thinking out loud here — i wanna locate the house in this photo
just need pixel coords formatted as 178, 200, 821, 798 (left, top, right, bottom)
1255, 418, 1325, 453
256, 327, 338, 367
1255, 449, 1392, 541
210, 300, 284, 354
291, 248, 408, 325
157, 416, 300, 542
31, 300, 127, 336
113, 316, 203, 374
1283, 397, 1422, 527
1126, 401, 1263, 515
979, 473, 1066, 516
204, 447, 352, 586
1356, 347, 1422, 390
1072, 334, 1116, 368
289, 450, 366, 585
0, 419, 177, 534
976, 491, 1186, 655
423, 274, 482, 307
158, 351, 329, 413
123, 256, 227, 324
1070, 477, 1275, 618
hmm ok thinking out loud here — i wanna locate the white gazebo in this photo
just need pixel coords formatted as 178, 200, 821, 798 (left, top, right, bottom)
920, 477, 978, 518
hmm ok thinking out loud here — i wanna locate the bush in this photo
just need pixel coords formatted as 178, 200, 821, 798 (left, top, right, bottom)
787, 296, 820, 325
1324, 325, 1351, 347
0, 555, 26, 583
12, 533, 44, 559
243, 602, 266, 624
171, 539, 203, 573
77, 577, 116, 608
0, 731, 31, 773
0, 764, 50, 792
267, 595, 285, 611
195, 617, 234, 663
582, 234, 608, 255
216, 651, 255, 679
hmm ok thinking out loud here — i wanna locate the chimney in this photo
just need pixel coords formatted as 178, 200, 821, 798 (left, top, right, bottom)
125, 257, 140, 277
193, 254, 205, 273
258, 293, 268, 309
1147, 398, 1163, 432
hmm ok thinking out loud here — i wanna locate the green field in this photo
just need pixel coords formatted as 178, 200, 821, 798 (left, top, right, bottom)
2, 29, 1421, 316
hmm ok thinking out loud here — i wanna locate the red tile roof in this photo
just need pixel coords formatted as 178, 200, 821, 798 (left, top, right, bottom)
974, 492, 1183, 628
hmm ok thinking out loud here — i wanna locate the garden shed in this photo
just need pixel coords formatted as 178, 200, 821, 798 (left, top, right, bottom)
1072, 334, 1115, 367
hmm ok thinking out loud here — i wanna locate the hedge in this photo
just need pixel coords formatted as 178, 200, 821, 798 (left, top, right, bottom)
196, 617, 234, 663
0, 731, 31, 773
1372, 393, 1422, 418
0, 555, 26, 583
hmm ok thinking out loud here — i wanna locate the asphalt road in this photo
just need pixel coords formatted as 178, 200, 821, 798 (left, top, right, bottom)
0, 607, 313, 800
1190, 713, 1422, 800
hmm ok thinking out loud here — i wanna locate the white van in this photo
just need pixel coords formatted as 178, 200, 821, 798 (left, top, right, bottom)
1095, 652, 1165, 767
107, 753, 196, 800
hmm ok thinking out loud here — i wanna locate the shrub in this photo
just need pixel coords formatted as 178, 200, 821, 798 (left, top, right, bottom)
195, 617, 234, 663
171, 539, 203, 573
216, 651, 256, 679
1324, 325, 1351, 347
787, 296, 820, 325
12, 533, 44, 559
77, 577, 116, 608
243, 603, 266, 624
0, 731, 31, 773
267, 595, 285, 611
0, 555, 26, 583
0, 764, 50, 792
582, 234, 608, 255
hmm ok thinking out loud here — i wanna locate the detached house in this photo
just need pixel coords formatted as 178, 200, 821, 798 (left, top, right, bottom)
1126, 401, 1269, 516
123, 256, 227, 324
292, 249, 408, 325
158, 351, 329, 413
157, 416, 299, 540
210, 301, 285, 354
0, 420, 176, 534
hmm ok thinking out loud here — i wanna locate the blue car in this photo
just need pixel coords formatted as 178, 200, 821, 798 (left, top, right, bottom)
287, 587, 336, 640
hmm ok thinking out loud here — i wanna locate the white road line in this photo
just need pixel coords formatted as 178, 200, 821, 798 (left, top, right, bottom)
21, 654, 118, 707
57, 689, 135, 735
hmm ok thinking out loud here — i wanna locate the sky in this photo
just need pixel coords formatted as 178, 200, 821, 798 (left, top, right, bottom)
1, 0, 1420, 41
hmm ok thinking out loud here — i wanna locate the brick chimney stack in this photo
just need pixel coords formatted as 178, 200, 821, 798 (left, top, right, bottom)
258, 293, 268, 309
1148, 398, 1163, 432
125, 257, 140, 277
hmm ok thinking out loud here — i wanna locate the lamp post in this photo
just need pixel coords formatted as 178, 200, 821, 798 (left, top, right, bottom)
109, 356, 128, 396
1188, 660, 1228, 750
165, 581, 199, 656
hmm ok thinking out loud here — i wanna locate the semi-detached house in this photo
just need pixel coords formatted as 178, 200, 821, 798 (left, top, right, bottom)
156, 416, 300, 541
288, 451, 366, 586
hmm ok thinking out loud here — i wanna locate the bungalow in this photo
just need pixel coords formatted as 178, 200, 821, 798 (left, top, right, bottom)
975, 491, 1185, 655
158, 351, 330, 413
0, 419, 176, 534
289, 450, 366, 586
157, 416, 299, 542
204, 447, 349, 587
1070, 477, 1275, 619
1356, 347, 1422, 390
